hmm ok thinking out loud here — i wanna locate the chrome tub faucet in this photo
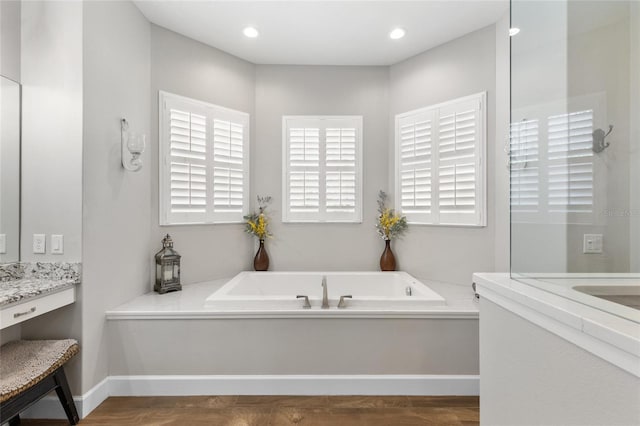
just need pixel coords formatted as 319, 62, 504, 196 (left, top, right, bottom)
321, 275, 329, 309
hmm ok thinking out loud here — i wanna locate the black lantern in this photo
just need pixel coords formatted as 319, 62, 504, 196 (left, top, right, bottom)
154, 234, 182, 294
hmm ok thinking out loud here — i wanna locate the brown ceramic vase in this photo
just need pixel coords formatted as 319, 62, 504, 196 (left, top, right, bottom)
254, 239, 269, 271
380, 239, 396, 271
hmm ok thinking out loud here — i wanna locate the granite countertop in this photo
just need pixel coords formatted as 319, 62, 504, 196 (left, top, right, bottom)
0, 262, 81, 307
0, 278, 78, 306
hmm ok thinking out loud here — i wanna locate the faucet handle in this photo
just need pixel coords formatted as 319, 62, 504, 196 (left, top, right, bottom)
338, 295, 353, 309
296, 295, 312, 309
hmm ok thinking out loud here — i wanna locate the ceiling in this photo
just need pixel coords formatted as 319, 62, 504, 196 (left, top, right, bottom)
134, 1, 509, 66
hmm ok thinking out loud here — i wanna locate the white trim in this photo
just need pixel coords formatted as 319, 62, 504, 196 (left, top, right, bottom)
474, 273, 640, 378
105, 310, 479, 320
22, 374, 478, 419
109, 374, 478, 397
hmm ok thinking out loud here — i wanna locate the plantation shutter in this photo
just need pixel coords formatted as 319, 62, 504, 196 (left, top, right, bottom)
283, 116, 362, 222
212, 114, 247, 221
395, 93, 486, 226
160, 92, 250, 225
165, 101, 209, 224
510, 119, 540, 213
397, 110, 434, 223
437, 98, 484, 225
547, 110, 594, 214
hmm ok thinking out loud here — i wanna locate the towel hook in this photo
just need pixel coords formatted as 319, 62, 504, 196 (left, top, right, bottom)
592, 124, 613, 153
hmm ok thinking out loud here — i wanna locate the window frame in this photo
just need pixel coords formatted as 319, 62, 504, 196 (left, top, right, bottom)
394, 92, 487, 227
159, 91, 250, 226
282, 115, 364, 223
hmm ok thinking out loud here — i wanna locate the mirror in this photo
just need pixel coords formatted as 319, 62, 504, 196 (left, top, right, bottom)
0, 76, 20, 263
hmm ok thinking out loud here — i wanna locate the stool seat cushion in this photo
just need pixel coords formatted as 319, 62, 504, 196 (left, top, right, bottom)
0, 339, 79, 403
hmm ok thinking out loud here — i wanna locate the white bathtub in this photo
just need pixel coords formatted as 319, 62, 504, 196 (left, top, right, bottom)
205, 271, 446, 310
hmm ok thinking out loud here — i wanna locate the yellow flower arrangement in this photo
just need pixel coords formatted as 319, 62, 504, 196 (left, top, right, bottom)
244, 196, 272, 241
376, 191, 408, 240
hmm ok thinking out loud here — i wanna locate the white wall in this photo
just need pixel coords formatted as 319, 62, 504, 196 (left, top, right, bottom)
0, 0, 20, 82
79, 0, 151, 393
566, 11, 631, 273
631, 2, 640, 272
20, 0, 83, 262
0, 77, 20, 263
389, 25, 497, 285
22, 0, 152, 395
150, 25, 255, 284
480, 299, 640, 425
254, 65, 389, 272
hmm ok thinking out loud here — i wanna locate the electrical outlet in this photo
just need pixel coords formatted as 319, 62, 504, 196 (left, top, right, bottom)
33, 234, 46, 254
583, 234, 603, 254
51, 234, 64, 255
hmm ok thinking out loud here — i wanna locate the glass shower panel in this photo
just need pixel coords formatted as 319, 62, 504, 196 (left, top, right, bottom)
510, 0, 640, 278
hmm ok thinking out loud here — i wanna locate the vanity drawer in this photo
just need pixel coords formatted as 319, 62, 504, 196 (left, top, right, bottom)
0, 287, 75, 329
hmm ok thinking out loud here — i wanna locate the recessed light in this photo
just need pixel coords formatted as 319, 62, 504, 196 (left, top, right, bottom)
389, 28, 406, 40
243, 27, 259, 38
509, 27, 520, 37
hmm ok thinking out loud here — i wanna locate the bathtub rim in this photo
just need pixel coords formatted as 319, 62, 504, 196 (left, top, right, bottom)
205, 270, 447, 308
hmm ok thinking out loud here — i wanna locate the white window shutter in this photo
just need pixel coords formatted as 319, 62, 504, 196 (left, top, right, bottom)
160, 92, 249, 225
169, 110, 208, 216
212, 119, 245, 215
395, 93, 486, 226
547, 110, 594, 214
288, 127, 320, 215
397, 112, 434, 223
437, 98, 484, 226
283, 116, 362, 222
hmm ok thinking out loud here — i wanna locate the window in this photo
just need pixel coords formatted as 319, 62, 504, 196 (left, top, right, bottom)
159, 91, 250, 225
395, 92, 487, 226
282, 116, 362, 222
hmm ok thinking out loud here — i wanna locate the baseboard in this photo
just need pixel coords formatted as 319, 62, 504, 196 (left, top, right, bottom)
109, 374, 480, 397
21, 376, 109, 420
22, 374, 479, 419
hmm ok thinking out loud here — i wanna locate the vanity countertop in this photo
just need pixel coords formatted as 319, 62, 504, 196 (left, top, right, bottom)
0, 262, 81, 307
0, 278, 78, 307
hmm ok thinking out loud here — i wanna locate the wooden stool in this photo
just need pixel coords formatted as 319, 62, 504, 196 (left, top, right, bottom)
0, 339, 79, 425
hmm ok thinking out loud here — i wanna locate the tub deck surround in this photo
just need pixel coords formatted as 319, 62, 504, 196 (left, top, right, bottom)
106, 274, 478, 319
474, 273, 640, 378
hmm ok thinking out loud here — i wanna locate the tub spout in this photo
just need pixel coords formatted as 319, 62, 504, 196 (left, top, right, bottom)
321, 276, 329, 309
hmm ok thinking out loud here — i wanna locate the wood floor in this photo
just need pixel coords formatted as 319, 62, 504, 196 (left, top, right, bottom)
20, 396, 479, 425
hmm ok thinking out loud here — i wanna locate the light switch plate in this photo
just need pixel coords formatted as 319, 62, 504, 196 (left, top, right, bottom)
51, 234, 64, 255
583, 234, 603, 254
0, 234, 6, 254
33, 234, 46, 254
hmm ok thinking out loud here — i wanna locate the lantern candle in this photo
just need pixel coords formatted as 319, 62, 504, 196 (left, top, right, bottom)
154, 234, 182, 294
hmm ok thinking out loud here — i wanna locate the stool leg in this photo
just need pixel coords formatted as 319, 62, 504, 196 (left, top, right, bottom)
8, 414, 21, 426
53, 368, 79, 425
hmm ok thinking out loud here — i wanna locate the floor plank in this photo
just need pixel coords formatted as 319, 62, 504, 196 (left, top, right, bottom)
20, 395, 479, 425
